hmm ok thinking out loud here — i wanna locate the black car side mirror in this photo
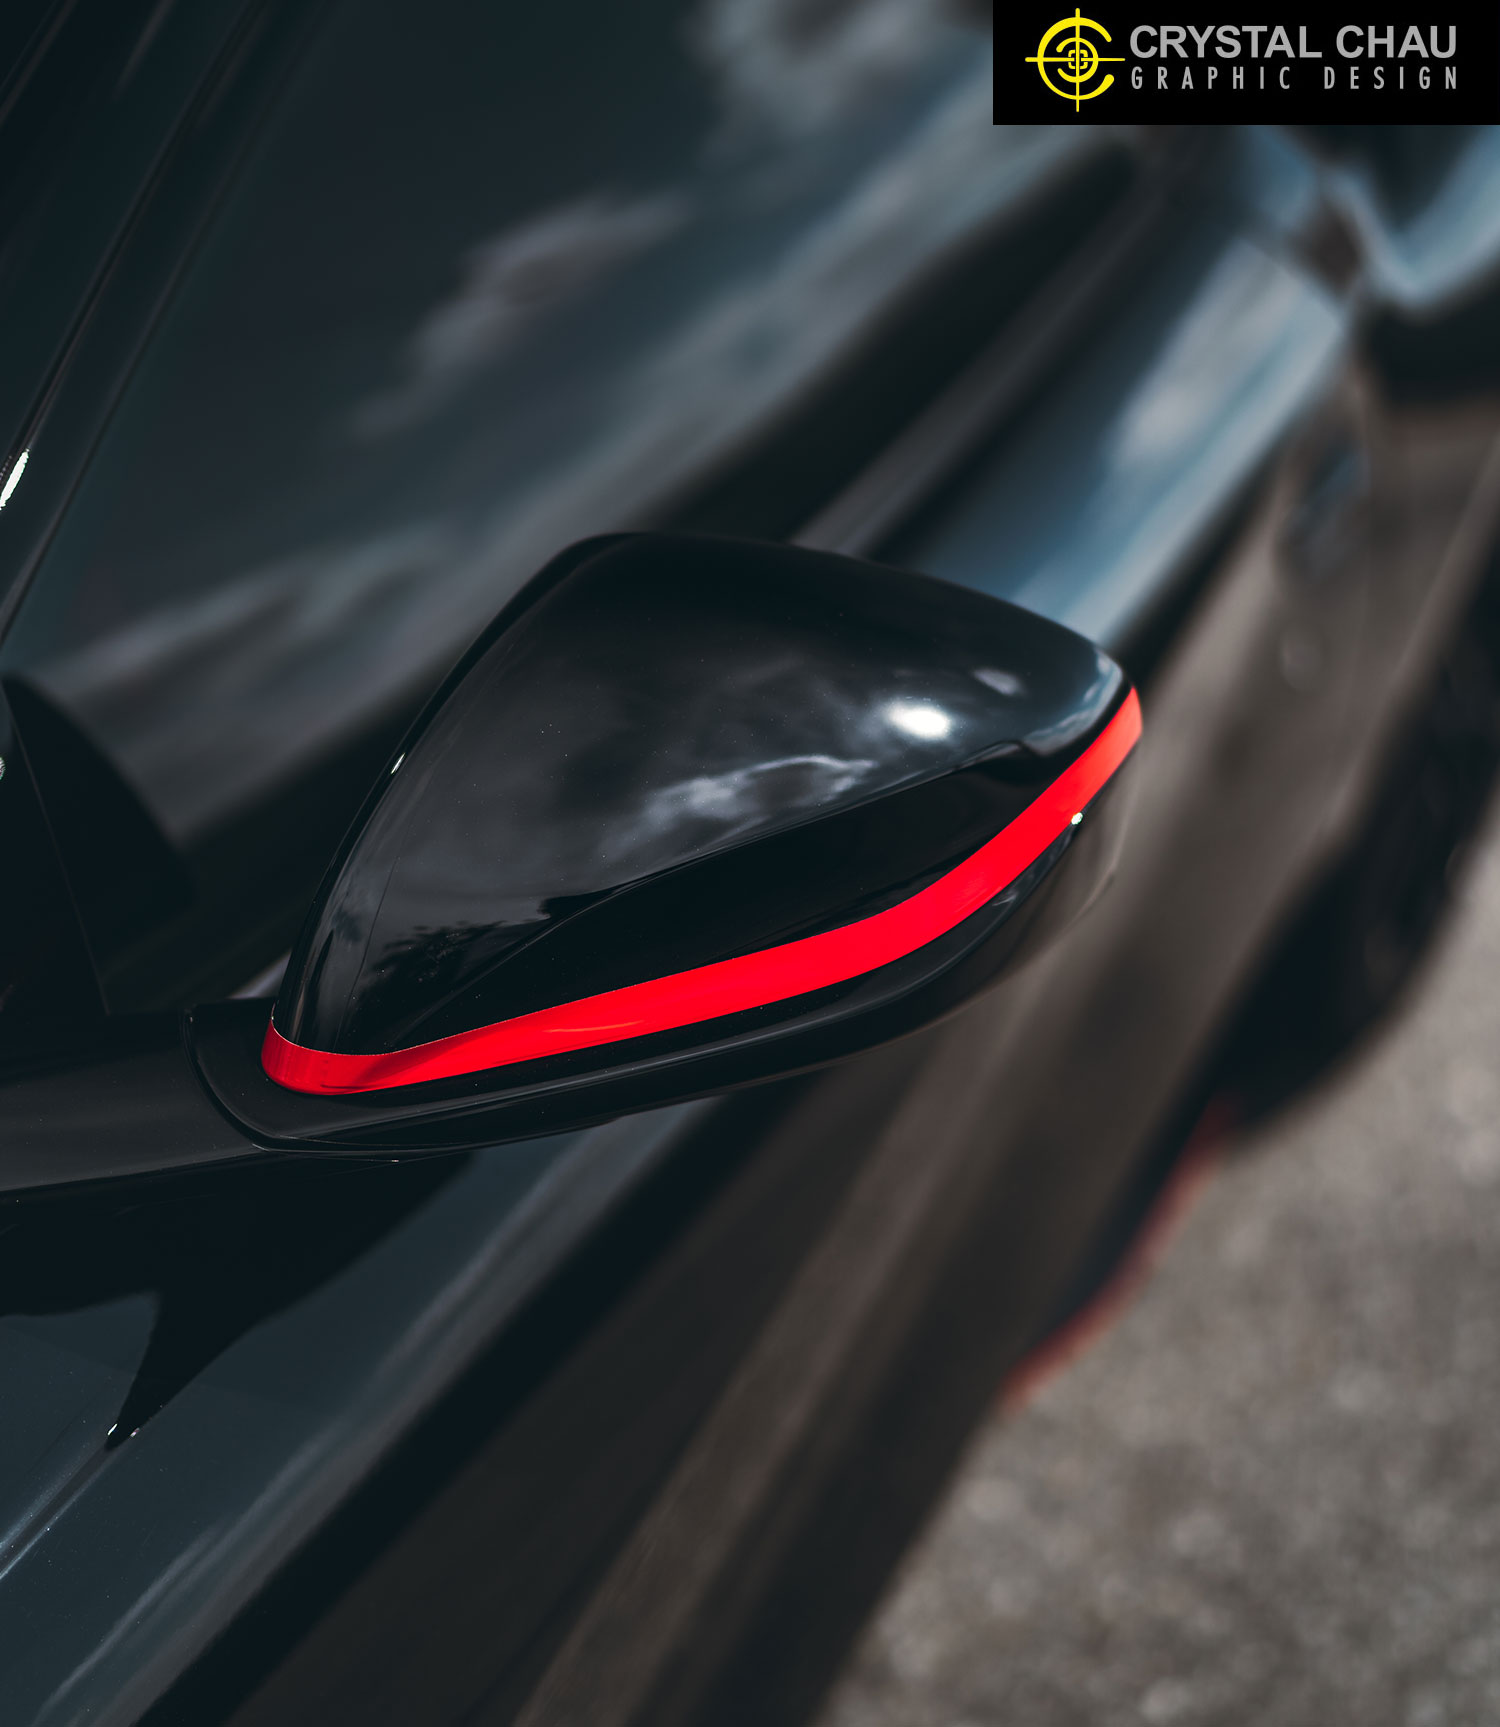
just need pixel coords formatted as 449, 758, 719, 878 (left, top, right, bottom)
191, 535, 1139, 1152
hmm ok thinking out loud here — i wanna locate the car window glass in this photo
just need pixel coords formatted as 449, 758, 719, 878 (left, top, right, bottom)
0, 0, 1101, 1010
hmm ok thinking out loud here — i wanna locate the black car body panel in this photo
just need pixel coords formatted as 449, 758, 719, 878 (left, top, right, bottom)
0, 5, 1498, 1721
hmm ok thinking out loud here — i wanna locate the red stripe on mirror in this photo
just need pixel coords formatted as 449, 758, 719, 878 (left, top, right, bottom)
264, 690, 1141, 1094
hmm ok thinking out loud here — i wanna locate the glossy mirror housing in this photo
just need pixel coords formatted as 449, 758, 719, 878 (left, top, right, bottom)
193, 535, 1139, 1150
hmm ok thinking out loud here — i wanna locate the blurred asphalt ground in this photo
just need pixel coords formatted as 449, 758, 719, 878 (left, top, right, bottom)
817, 801, 1500, 1727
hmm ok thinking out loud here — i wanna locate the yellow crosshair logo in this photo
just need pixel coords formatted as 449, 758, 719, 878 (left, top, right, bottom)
1026, 10, 1123, 108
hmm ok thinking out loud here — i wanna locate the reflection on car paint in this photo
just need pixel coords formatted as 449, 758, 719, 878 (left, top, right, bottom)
2, 21, 1076, 856
887, 226, 1347, 652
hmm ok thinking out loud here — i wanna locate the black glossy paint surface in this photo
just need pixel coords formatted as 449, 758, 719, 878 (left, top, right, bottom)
0, 1154, 462, 1451
274, 534, 1123, 1058
0, 0, 1095, 1016
0, 687, 104, 1042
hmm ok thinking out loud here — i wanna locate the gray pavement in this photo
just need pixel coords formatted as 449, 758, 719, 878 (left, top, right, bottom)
818, 805, 1500, 1727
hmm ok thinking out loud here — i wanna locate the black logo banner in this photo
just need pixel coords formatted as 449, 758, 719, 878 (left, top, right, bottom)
995, 6, 1500, 121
